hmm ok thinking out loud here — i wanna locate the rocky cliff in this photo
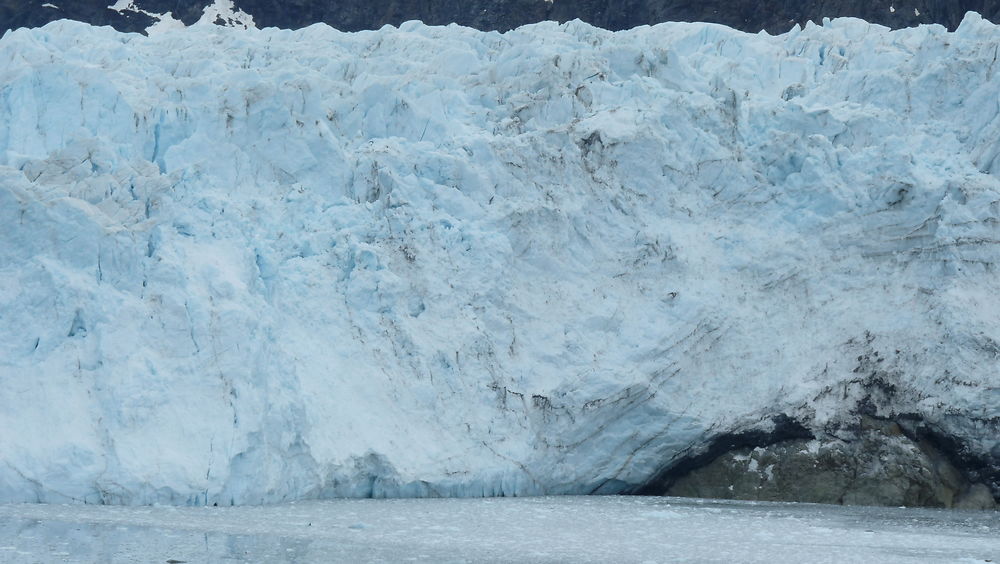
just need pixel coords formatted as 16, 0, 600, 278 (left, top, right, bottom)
3, 0, 1000, 35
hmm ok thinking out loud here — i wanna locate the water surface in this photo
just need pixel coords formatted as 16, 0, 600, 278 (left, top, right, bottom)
1, 496, 997, 563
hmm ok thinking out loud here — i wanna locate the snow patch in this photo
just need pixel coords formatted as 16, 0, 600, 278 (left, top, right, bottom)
197, 0, 256, 30
106, 1, 185, 34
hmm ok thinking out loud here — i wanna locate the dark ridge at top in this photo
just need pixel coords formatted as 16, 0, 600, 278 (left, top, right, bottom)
2, 0, 999, 36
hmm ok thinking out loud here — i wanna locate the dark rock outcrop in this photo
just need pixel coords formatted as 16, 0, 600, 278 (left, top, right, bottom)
636, 414, 999, 510
3, 0, 1000, 35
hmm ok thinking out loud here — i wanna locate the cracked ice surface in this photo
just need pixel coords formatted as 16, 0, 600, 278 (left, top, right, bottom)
1, 14, 1000, 504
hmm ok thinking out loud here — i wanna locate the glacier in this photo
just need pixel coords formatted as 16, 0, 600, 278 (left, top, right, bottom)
1, 13, 999, 505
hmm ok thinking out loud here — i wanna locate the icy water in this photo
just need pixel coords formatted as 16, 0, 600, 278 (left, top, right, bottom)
0, 496, 997, 563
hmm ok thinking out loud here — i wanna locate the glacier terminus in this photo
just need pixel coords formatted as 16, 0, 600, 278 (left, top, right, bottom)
1, 13, 999, 507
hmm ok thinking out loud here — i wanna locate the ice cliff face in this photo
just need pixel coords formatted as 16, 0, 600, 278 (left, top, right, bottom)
1, 14, 1000, 505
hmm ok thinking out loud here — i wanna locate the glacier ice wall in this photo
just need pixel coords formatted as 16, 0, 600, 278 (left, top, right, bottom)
1, 14, 999, 505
